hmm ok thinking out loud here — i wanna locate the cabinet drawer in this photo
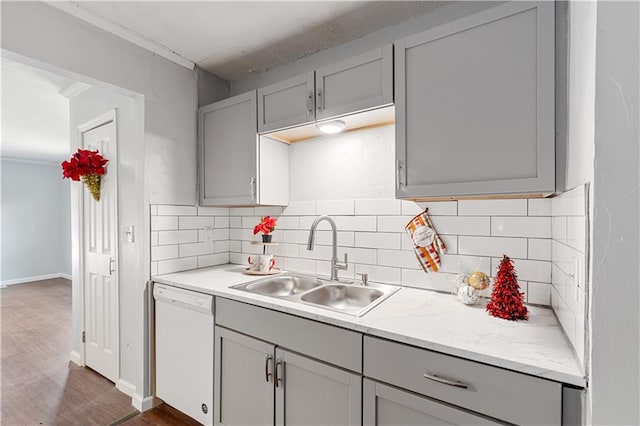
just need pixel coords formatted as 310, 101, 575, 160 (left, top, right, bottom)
217, 298, 362, 372
364, 336, 561, 425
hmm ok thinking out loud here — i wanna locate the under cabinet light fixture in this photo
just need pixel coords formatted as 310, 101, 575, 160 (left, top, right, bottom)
316, 120, 346, 134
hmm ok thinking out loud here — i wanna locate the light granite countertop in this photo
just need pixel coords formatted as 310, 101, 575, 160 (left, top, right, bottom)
153, 264, 586, 387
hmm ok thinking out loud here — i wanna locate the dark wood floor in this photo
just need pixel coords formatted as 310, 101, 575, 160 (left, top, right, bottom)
1, 278, 198, 426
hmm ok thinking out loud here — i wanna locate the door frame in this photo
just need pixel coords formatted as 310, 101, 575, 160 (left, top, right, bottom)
76, 109, 120, 384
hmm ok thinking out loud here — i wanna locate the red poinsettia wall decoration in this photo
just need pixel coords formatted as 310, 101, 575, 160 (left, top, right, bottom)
253, 216, 277, 235
61, 149, 109, 201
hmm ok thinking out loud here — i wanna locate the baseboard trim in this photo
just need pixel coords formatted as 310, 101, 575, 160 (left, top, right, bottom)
1, 273, 72, 286
69, 350, 83, 366
117, 379, 137, 397
132, 393, 162, 412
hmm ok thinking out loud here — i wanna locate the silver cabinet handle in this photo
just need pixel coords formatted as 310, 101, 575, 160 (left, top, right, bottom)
265, 355, 273, 383
250, 177, 256, 200
275, 360, 283, 388
307, 91, 314, 116
396, 160, 405, 188
316, 88, 322, 112
423, 373, 469, 389
109, 258, 115, 275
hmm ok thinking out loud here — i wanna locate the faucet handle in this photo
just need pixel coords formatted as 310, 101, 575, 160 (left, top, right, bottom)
357, 273, 369, 286
336, 253, 348, 270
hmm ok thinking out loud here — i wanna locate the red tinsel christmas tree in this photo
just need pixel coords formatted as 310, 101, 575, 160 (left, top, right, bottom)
486, 255, 528, 320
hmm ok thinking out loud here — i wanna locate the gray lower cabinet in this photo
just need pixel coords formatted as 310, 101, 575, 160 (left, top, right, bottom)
214, 326, 361, 426
395, 1, 555, 198
363, 379, 502, 426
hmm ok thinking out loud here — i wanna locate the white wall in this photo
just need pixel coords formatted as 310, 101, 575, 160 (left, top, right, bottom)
0, 158, 71, 283
289, 126, 395, 201
589, 2, 640, 424
69, 85, 145, 398
2, 1, 228, 407
230, 1, 502, 94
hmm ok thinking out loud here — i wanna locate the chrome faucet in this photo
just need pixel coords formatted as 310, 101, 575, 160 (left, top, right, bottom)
307, 215, 348, 281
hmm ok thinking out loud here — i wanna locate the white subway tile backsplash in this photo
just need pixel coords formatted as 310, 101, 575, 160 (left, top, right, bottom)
355, 198, 402, 215
179, 216, 214, 230
528, 198, 552, 216
342, 247, 377, 265
275, 216, 300, 230
552, 216, 567, 242
491, 258, 551, 283
355, 264, 401, 285
180, 241, 215, 257
158, 230, 198, 245
377, 249, 420, 269
401, 269, 457, 292
150, 261, 158, 276
316, 199, 355, 215
432, 216, 490, 236
230, 207, 254, 216
198, 253, 229, 268
334, 216, 377, 232
283, 257, 316, 275
197, 206, 229, 216
567, 216, 586, 253
377, 215, 413, 233
241, 216, 260, 229
215, 216, 230, 228
299, 244, 332, 261
150, 205, 158, 216
228, 241, 241, 252
458, 199, 527, 216
527, 282, 552, 305
254, 206, 285, 216
282, 201, 316, 216
401, 201, 458, 216
316, 230, 354, 247
282, 230, 309, 245
272, 243, 300, 258
229, 217, 242, 228
157, 205, 197, 216
157, 257, 198, 274
152, 245, 179, 261
151, 231, 158, 247
458, 236, 528, 258
215, 241, 230, 253
354, 232, 401, 250
491, 217, 551, 238
439, 254, 491, 275
299, 216, 332, 230
401, 200, 424, 216
528, 239, 552, 261
151, 216, 178, 231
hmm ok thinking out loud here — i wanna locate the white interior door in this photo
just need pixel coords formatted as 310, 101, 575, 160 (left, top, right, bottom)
81, 113, 118, 383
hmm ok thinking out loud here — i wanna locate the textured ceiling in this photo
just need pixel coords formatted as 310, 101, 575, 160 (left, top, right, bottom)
1, 58, 75, 163
70, 1, 448, 81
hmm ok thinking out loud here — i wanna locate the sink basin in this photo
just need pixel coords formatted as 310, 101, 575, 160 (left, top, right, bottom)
231, 273, 399, 317
241, 275, 322, 297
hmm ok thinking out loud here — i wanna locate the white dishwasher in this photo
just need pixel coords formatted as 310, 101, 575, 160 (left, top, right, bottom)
154, 283, 214, 425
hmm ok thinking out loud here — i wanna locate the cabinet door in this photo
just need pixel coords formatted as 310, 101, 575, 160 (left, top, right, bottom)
315, 45, 393, 121
363, 379, 502, 426
214, 327, 274, 425
199, 91, 257, 206
258, 72, 315, 133
275, 348, 361, 426
395, 2, 555, 198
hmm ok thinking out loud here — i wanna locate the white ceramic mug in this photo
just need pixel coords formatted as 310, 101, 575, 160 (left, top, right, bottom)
247, 255, 260, 271
258, 255, 276, 273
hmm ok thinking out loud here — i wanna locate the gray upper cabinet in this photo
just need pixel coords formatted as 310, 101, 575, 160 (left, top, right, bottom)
258, 72, 315, 133
315, 45, 393, 121
199, 91, 257, 206
395, 2, 555, 199
257, 45, 393, 133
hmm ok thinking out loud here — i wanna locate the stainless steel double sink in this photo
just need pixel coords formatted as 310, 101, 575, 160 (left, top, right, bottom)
231, 274, 399, 317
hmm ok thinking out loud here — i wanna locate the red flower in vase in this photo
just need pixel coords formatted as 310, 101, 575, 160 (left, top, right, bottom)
253, 216, 277, 235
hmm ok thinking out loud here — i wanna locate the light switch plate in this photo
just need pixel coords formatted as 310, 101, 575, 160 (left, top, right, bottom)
203, 226, 215, 242
122, 225, 134, 243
